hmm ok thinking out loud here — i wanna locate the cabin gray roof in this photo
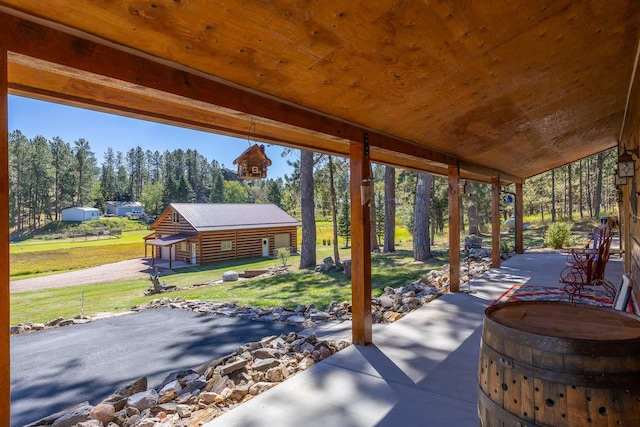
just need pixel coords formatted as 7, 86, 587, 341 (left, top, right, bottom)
168, 203, 300, 232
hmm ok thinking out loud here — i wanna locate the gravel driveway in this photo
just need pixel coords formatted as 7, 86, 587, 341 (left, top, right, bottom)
10, 258, 163, 293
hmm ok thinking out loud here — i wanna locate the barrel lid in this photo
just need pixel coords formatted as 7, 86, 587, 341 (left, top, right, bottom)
486, 301, 640, 341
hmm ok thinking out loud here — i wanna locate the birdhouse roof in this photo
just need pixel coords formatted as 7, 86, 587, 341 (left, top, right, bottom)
232, 144, 272, 166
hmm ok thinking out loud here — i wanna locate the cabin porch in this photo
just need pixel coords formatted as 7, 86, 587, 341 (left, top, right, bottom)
203, 251, 626, 426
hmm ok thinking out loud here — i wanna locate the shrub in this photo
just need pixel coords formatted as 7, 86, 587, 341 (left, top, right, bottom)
544, 222, 572, 249
277, 247, 290, 267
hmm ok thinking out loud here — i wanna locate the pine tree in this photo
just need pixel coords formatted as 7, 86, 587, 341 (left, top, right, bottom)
267, 179, 283, 207
338, 193, 351, 248
210, 169, 225, 203
177, 174, 195, 203
163, 174, 178, 206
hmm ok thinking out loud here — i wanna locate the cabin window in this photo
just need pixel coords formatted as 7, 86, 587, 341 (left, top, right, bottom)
171, 212, 179, 223
221, 241, 233, 251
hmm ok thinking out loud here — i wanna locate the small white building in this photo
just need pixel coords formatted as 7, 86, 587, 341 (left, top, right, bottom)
61, 207, 100, 222
106, 201, 144, 217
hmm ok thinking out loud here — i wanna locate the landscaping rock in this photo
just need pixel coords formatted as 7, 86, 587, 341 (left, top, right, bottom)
222, 271, 239, 282
89, 403, 115, 424
51, 403, 93, 427
127, 389, 158, 412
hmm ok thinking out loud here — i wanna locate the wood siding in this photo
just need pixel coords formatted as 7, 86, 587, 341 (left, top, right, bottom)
619, 52, 640, 309
200, 226, 297, 263
152, 211, 197, 261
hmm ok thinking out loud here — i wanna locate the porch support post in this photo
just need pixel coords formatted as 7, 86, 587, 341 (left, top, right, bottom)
169, 245, 173, 269
448, 165, 460, 292
0, 46, 10, 426
515, 182, 524, 254
491, 177, 501, 268
350, 138, 372, 345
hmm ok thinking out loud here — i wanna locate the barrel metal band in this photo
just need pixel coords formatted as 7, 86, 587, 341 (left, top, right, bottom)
481, 339, 640, 388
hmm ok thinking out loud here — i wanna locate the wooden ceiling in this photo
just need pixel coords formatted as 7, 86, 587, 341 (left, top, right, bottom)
1, 1, 639, 183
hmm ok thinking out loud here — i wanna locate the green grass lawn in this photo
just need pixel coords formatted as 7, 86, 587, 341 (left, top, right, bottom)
12, 217, 591, 326
10, 248, 445, 325
10, 230, 149, 279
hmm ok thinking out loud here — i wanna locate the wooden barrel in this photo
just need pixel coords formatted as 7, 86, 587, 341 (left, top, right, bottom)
478, 301, 640, 427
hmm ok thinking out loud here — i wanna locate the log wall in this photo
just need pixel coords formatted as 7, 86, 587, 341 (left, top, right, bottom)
618, 40, 640, 309
200, 226, 298, 263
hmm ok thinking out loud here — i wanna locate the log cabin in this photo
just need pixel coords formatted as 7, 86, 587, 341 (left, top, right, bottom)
145, 203, 300, 268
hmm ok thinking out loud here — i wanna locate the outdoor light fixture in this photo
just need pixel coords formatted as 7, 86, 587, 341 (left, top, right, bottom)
618, 147, 639, 178
615, 173, 627, 186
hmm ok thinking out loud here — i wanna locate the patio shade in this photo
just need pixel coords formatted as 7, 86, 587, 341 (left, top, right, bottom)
145, 234, 197, 247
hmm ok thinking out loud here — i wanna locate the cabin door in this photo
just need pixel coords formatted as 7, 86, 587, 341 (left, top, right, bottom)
190, 243, 197, 264
262, 238, 270, 257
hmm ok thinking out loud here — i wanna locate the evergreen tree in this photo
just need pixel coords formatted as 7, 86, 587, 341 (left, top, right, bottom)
49, 136, 73, 221
163, 174, 178, 206
72, 138, 98, 207
9, 130, 28, 231
210, 169, 225, 203
25, 135, 54, 227
338, 193, 351, 247
177, 174, 195, 202
267, 179, 283, 207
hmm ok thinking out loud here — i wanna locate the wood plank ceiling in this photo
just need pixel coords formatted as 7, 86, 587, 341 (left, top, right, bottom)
1, 0, 639, 182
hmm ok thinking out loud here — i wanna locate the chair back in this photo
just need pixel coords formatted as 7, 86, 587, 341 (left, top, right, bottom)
592, 225, 613, 281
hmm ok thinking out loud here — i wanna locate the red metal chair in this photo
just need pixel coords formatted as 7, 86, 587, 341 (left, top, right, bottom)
559, 225, 616, 303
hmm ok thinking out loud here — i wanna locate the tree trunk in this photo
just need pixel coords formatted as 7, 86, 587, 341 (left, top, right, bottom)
328, 155, 340, 263
299, 150, 316, 268
413, 172, 433, 260
551, 169, 556, 222
594, 152, 604, 219
586, 157, 593, 217
579, 159, 584, 218
383, 166, 396, 252
369, 165, 380, 252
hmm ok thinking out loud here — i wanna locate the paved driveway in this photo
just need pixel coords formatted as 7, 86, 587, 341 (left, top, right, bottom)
11, 308, 303, 427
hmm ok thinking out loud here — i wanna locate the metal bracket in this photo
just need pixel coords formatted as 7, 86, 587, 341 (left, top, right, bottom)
364, 133, 369, 157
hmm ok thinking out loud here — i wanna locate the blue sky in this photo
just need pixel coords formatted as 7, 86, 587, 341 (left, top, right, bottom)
8, 95, 295, 179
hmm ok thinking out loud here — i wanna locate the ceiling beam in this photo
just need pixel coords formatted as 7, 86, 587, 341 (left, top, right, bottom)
0, 9, 521, 183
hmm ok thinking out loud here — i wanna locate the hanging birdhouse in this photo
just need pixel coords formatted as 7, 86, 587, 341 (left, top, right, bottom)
233, 144, 272, 180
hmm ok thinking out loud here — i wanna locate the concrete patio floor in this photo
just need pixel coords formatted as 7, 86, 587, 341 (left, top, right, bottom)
204, 251, 625, 427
